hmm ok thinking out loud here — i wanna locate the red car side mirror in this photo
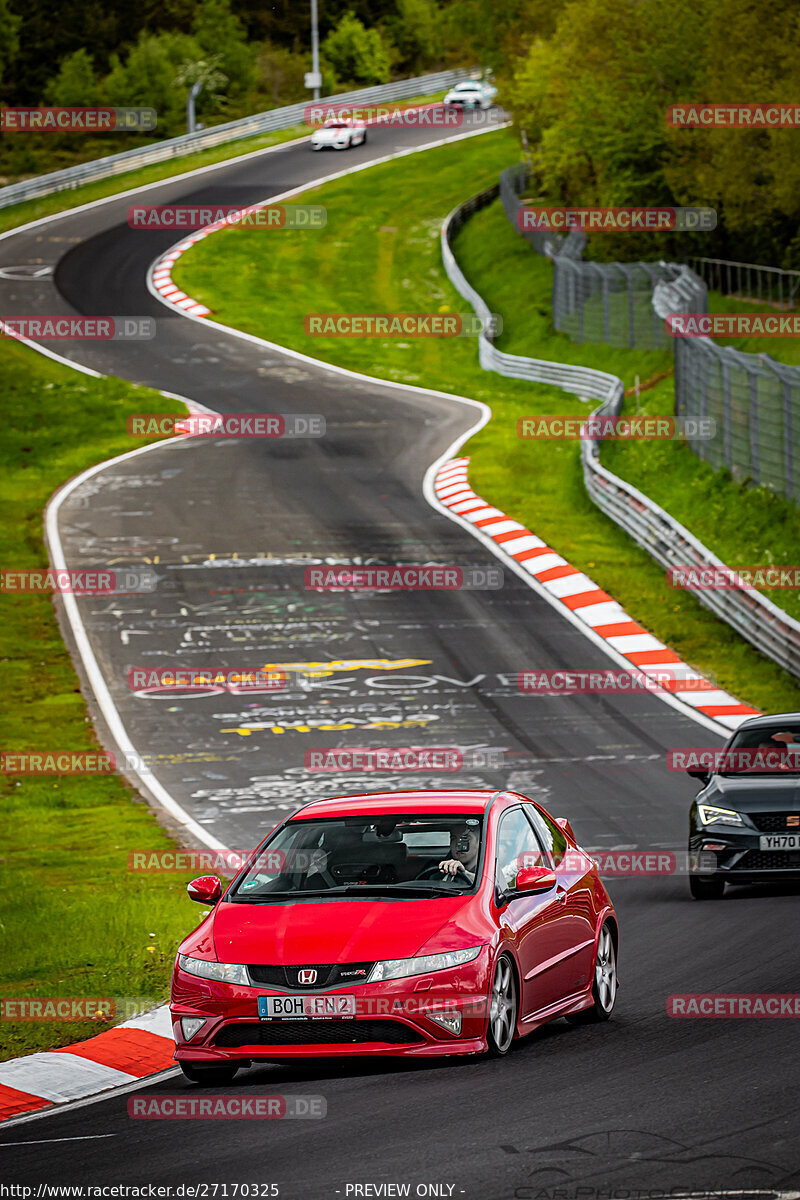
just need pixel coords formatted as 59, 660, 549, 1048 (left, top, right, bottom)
187, 875, 222, 905
556, 817, 575, 841
514, 866, 557, 894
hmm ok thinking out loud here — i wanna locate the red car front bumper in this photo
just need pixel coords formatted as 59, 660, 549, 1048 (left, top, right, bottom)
171, 955, 492, 1062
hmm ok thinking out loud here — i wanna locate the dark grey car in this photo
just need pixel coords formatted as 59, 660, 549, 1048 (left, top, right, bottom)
687, 712, 800, 898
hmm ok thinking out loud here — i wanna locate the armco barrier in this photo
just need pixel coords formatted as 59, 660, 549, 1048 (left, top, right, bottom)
0, 69, 474, 210
442, 186, 800, 682
442, 186, 623, 405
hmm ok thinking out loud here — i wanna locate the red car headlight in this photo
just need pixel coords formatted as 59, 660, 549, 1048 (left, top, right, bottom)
368, 946, 483, 983
178, 954, 249, 986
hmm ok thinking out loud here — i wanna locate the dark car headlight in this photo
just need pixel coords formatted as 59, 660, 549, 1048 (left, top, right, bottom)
697, 804, 744, 827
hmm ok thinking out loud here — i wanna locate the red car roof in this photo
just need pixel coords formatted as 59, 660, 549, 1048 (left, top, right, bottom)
289, 789, 502, 820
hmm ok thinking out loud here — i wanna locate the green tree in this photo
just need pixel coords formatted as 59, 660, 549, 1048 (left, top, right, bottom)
0, 0, 21, 89
388, 0, 438, 74
192, 0, 255, 94
508, 0, 707, 207
46, 49, 102, 106
105, 32, 201, 131
322, 11, 391, 85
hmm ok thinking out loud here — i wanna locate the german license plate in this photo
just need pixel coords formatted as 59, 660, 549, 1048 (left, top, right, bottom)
759, 834, 800, 850
258, 993, 356, 1020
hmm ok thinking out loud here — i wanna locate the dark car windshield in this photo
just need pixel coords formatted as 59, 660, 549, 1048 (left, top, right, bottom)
229, 814, 485, 901
721, 723, 800, 774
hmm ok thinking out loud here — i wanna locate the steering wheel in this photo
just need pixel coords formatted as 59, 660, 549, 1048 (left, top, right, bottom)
416, 862, 466, 882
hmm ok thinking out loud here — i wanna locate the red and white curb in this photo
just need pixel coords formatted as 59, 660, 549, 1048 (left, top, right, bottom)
434, 458, 760, 732
0, 1005, 174, 1122
149, 102, 459, 318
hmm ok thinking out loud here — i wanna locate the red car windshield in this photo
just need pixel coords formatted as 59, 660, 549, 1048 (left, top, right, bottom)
229, 814, 485, 900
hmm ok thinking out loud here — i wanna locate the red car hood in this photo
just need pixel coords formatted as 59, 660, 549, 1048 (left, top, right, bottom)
211, 895, 480, 965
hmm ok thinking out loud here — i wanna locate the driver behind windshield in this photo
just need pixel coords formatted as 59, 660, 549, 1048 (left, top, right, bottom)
431, 822, 480, 885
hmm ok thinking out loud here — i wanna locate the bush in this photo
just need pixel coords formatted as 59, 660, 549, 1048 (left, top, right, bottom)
322, 12, 391, 86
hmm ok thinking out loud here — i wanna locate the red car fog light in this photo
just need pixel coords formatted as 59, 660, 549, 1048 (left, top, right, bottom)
427, 1009, 462, 1035
180, 1017, 206, 1041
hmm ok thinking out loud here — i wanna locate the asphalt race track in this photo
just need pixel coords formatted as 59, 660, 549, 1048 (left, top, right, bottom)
1, 113, 799, 1197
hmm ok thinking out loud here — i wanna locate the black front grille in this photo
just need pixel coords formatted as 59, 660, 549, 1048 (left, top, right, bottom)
247, 962, 374, 989
214, 1020, 424, 1047
746, 811, 800, 832
736, 850, 800, 871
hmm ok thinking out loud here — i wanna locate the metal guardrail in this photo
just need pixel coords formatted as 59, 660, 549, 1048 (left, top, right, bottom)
442, 185, 622, 405
442, 184, 800, 682
0, 69, 474, 211
580, 414, 800, 680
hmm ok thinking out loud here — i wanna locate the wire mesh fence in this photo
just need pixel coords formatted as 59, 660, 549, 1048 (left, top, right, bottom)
688, 257, 800, 308
501, 162, 800, 502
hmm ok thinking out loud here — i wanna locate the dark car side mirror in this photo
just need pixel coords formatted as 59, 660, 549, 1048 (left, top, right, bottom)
187, 875, 222, 905
514, 866, 557, 894
686, 768, 711, 784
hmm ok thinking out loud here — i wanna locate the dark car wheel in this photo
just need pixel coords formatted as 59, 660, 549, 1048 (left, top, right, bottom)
486, 953, 517, 1056
566, 922, 617, 1024
180, 1062, 240, 1085
690, 874, 725, 900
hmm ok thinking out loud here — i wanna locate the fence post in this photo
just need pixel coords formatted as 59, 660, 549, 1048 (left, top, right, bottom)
722, 359, 732, 470
785, 379, 794, 500
749, 373, 759, 485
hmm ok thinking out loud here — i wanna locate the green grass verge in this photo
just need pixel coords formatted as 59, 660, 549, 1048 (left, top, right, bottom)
0, 340, 203, 1062
0, 93, 447, 238
175, 128, 800, 713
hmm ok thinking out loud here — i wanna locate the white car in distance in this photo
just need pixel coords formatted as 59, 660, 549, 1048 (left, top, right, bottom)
442, 81, 496, 110
310, 118, 368, 150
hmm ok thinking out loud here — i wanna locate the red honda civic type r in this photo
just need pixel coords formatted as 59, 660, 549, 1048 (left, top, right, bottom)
171, 789, 619, 1082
